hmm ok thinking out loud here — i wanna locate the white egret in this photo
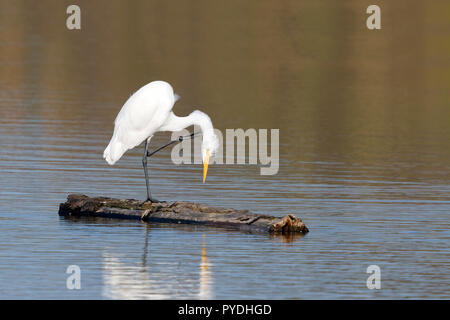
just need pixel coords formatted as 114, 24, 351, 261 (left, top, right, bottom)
103, 81, 219, 202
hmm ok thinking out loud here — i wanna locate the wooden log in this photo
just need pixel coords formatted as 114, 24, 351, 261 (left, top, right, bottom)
58, 194, 309, 234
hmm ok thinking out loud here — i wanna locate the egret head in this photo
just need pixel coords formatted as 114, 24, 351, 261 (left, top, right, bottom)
201, 130, 219, 183
188, 110, 219, 182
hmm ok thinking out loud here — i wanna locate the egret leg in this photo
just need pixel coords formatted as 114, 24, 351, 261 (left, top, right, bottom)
142, 138, 161, 203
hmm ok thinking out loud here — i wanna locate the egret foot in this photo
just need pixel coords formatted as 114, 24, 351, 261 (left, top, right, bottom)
142, 197, 164, 204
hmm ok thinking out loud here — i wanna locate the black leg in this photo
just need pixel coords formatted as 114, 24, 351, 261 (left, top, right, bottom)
142, 139, 160, 203
140, 133, 201, 203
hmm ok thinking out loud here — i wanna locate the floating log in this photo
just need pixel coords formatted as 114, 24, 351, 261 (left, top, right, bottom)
58, 194, 309, 234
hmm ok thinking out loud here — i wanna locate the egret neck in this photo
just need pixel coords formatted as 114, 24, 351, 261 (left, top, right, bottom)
160, 110, 219, 182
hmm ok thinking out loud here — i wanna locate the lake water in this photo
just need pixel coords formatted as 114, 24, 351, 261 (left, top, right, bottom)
0, 0, 449, 299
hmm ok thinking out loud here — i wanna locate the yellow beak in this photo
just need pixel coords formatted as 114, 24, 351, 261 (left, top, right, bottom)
203, 149, 210, 183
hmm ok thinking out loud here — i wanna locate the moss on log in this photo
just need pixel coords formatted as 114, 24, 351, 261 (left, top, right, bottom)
58, 194, 309, 234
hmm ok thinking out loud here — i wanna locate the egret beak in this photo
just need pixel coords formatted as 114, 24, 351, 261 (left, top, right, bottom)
203, 149, 210, 183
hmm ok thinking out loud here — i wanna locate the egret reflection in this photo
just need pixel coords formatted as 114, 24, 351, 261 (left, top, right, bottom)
102, 231, 213, 299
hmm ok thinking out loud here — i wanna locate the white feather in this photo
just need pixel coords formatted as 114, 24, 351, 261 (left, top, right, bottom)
104, 81, 176, 164
103, 80, 217, 165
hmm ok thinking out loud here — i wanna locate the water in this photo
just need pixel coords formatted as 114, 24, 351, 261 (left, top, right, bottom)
0, 0, 449, 299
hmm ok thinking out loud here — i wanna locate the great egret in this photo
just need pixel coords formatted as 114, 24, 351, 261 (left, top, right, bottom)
103, 81, 219, 202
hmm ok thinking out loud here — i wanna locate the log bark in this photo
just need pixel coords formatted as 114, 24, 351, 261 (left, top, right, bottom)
58, 194, 309, 234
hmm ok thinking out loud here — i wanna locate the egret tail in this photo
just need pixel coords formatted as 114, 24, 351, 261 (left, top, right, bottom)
103, 138, 127, 165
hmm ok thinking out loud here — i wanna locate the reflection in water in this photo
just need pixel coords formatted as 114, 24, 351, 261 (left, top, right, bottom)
269, 232, 306, 244
199, 234, 212, 299
102, 251, 166, 299
102, 228, 213, 299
